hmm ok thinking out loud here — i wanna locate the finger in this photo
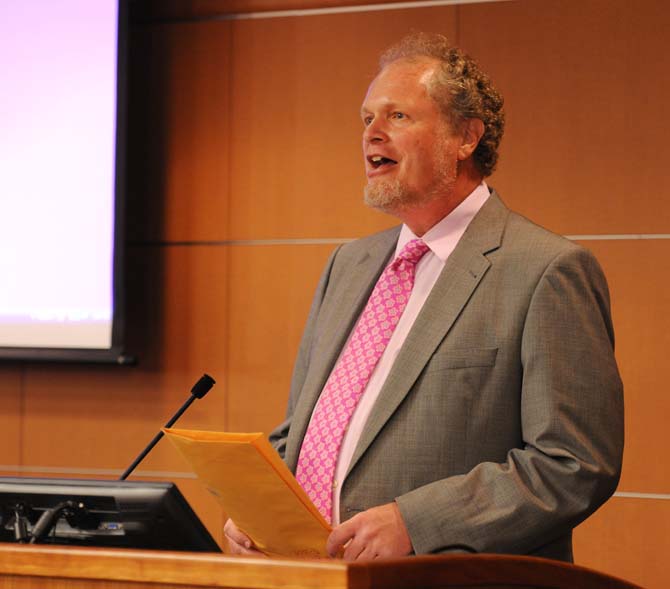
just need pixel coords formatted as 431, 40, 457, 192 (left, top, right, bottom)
224, 531, 250, 555
226, 537, 249, 555
225, 534, 265, 556
224, 519, 258, 553
326, 521, 356, 557
354, 546, 380, 561
224, 520, 249, 546
342, 536, 366, 561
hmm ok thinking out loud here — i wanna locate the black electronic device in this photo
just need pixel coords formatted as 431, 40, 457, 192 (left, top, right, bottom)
0, 477, 221, 552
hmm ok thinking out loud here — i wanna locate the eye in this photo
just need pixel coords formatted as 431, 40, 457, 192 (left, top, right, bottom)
391, 111, 407, 121
362, 115, 373, 126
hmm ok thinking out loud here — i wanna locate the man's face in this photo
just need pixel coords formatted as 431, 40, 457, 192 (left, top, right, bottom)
361, 59, 459, 213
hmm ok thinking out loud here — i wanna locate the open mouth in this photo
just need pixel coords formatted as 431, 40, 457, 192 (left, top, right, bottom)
368, 155, 398, 169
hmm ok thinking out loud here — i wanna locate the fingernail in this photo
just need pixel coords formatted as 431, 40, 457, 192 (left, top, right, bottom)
244, 540, 251, 549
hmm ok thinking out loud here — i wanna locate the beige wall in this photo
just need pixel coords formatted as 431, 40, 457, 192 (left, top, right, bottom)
1, 0, 668, 586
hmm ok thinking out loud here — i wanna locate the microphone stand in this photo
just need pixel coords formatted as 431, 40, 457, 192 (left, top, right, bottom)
119, 374, 215, 481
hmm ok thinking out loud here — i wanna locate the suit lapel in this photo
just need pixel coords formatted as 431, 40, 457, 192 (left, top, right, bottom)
346, 193, 509, 476
285, 228, 399, 471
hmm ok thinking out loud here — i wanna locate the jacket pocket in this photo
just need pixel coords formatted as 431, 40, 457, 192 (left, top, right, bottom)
424, 347, 498, 371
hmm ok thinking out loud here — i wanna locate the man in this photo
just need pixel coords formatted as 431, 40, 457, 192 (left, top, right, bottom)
225, 32, 623, 562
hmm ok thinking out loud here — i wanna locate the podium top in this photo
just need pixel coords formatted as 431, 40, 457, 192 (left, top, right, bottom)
0, 544, 640, 589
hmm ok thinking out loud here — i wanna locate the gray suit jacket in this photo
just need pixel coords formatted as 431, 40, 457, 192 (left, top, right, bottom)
270, 191, 624, 562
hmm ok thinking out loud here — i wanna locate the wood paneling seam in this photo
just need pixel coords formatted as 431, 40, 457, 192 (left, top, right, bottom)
0, 465, 196, 479
614, 492, 670, 501
139, 0, 514, 24
128, 234, 670, 248
565, 234, 670, 241
129, 239, 355, 247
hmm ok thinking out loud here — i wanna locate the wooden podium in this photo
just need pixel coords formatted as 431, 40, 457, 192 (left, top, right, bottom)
0, 544, 640, 589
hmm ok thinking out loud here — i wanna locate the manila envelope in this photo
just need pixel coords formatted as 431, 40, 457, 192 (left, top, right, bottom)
163, 428, 331, 558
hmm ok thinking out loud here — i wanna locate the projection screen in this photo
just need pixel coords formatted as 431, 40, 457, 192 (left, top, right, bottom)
0, 0, 129, 363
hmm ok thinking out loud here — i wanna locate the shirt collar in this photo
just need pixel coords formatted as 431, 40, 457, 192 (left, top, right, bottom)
395, 182, 490, 262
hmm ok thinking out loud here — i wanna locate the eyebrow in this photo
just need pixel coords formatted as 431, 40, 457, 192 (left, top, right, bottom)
360, 101, 401, 118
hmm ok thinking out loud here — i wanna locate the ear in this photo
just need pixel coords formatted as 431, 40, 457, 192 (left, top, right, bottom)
457, 118, 485, 161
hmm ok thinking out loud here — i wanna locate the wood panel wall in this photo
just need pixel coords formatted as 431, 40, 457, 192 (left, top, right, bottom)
1, 0, 668, 586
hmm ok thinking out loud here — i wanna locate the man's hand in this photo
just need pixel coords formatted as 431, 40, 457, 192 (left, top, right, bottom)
223, 518, 266, 556
326, 502, 413, 560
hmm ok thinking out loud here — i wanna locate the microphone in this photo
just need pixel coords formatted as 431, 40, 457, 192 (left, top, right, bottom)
119, 374, 216, 481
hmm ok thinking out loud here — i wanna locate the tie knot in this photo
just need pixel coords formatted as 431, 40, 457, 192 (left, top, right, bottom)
395, 239, 430, 267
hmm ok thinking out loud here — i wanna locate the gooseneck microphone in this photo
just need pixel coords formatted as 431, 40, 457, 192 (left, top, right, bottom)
119, 374, 216, 481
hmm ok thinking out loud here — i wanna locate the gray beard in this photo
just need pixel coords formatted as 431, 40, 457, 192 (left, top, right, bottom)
363, 140, 457, 213
363, 179, 417, 212
363, 132, 459, 214
363, 173, 456, 214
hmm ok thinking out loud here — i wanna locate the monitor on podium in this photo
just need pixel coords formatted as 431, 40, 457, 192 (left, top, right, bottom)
0, 477, 220, 552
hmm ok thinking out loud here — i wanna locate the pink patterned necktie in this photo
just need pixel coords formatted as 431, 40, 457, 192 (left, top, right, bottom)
295, 238, 430, 523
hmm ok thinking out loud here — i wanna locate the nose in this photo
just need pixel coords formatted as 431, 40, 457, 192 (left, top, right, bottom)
363, 117, 387, 144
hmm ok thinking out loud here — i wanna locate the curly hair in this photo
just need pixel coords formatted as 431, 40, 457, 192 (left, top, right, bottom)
379, 32, 505, 177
